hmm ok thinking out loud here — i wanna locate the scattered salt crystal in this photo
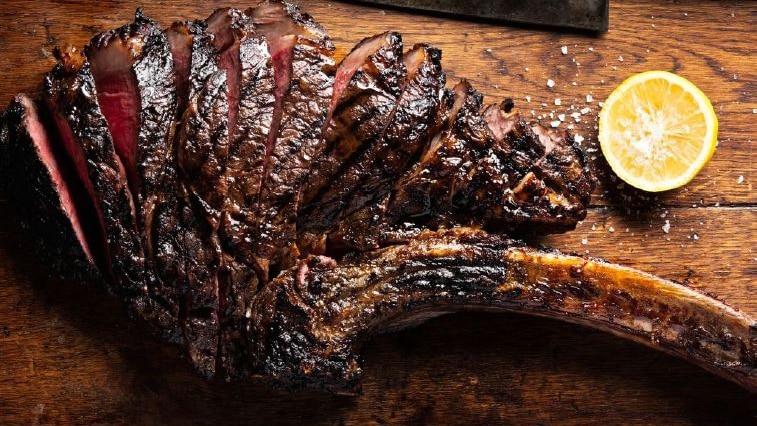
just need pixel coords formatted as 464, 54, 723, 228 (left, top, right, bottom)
737, 175, 744, 184
561, 46, 568, 55
567, 124, 575, 130
558, 113, 566, 122
549, 112, 555, 119
608, 226, 615, 233
692, 233, 699, 240
581, 238, 589, 245
580, 107, 591, 115
571, 112, 581, 119
554, 98, 562, 106
574, 135, 584, 143
588, 47, 594, 52
662, 220, 671, 234
485, 48, 492, 53
524, 67, 530, 71
550, 120, 561, 128
598, 101, 605, 107
591, 223, 596, 231
586, 94, 593, 103
753, 109, 757, 114
612, 66, 617, 71
714, 202, 720, 207
526, 95, 531, 102
571, 81, 577, 86
547, 78, 555, 88
618, 55, 624, 62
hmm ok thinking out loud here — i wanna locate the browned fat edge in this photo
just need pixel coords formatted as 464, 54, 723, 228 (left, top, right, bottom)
252, 230, 756, 392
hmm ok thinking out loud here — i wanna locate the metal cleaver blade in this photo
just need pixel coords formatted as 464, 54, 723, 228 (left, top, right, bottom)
349, 0, 609, 33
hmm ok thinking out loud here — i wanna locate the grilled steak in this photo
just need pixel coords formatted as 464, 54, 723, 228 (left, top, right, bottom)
1, 95, 98, 280
298, 31, 407, 235
43, 47, 146, 299
87, 10, 183, 337
246, 1, 336, 280
1, 1, 754, 393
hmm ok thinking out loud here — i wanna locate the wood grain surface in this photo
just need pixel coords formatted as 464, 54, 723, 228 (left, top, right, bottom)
0, 1, 755, 424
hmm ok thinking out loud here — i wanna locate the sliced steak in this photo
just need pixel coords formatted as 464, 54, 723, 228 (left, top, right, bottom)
388, 83, 593, 234
217, 34, 275, 379
87, 10, 182, 328
2, 95, 99, 280
297, 31, 406, 235
43, 46, 145, 298
244, 1, 336, 279
165, 21, 204, 115
476, 104, 594, 232
299, 43, 445, 250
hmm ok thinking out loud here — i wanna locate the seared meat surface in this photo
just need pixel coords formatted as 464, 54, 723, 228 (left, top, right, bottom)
0, 1, 754, 393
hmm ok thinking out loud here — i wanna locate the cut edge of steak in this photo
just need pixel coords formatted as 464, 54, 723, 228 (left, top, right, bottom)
241, 1, 336, 280
43, 46, 145, 298
297, 31, 406, 234
2, 94, 99, 279
299, 41, 447, 245
87, 10, 184, 329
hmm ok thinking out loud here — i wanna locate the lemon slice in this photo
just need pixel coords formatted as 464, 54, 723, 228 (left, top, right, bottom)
598, 71, 718, 192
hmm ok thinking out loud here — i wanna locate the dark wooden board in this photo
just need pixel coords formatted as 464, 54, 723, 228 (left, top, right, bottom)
0, 1, 755, 424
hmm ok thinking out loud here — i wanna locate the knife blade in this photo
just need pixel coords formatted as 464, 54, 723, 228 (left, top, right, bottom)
348, 0, 609, 33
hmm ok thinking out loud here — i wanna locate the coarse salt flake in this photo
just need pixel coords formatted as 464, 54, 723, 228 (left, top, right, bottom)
662, 220, 671, 234
737, 175, 744, 184
574, 135, 585, 143
586, 94, 593, 103
580, 107, 591, 115
554, 98, 562, 106
561, 46, 568, 55
547, 79, 555, 88
550, 120, 561, 128
558, 113, 566, 122
581, 238, 589, 245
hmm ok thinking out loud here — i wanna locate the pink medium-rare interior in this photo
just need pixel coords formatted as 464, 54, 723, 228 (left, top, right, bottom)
89, 42, 141, 194
48, 102, 110, 267
21, 96, 94, 263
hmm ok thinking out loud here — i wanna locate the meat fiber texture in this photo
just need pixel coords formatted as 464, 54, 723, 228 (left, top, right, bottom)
1, 1, 754, 393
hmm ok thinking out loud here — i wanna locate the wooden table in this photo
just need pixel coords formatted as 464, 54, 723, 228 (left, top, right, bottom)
0, 1, 754, 424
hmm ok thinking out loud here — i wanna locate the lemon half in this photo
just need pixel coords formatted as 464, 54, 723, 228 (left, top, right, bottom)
598, 71, 718, 192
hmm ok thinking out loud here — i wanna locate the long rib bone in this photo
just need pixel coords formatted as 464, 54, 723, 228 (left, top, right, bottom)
250, 228, 756, 392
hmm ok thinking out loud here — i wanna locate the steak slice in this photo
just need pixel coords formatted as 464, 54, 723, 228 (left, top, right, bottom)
1, 95, 98, 280
217, 34, 275, 379
299, 43, 446, 252
244, 0, 336, 279
297, 31, 406, 235
476, 104, 594, 233
87, 10, 182, 328
388, 83, 593, 233
252, 228, 757, 392
43, 46, 145, 299
173, 9, 256, 377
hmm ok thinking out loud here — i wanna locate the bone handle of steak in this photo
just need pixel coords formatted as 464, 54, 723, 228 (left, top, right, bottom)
251, 236, 756, 392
